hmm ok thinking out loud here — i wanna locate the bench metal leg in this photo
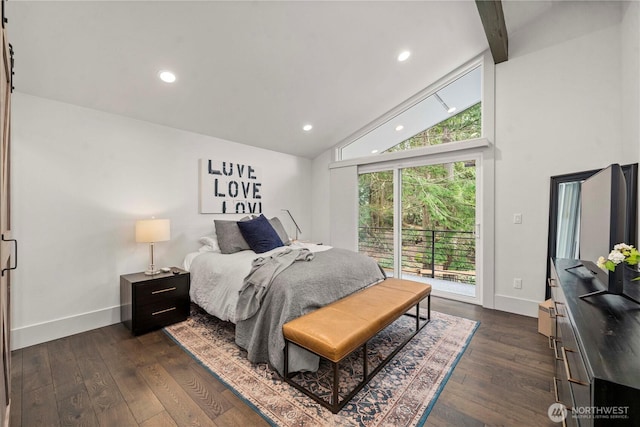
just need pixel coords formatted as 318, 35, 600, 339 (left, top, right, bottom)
363, 341, 368, 379
284, 339, 289, 378
406, 294, 431, 321
332, 361, 339, 408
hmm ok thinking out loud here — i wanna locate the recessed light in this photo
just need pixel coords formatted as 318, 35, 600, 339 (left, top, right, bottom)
397, 51, 411, 62
158, 70, 176, 83
303, 124, 313, 131
371, 149, 379, 154
395, 125, 404, 131
447, 107, 457, 114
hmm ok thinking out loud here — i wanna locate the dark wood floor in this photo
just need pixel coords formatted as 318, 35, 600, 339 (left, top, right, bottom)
10, 298, 555, 426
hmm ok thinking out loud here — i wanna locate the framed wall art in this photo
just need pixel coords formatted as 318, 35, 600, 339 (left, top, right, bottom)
199, 159, 263, 214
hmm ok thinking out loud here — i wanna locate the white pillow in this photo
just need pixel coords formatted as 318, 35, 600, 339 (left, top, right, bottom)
198, 235, 221, 253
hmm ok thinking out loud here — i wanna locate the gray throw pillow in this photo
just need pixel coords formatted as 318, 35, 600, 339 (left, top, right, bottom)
269, 217, 291, 245
214, 218, 251, 254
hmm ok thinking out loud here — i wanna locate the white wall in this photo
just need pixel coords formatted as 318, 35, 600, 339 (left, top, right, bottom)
621, 2, 640, 243
11, 93, 312, 349
311, 149, 332, 245
621, 1, 640, 161
328, 165, 359, 250
493, 1, 626, 315
312, 1, 639, 317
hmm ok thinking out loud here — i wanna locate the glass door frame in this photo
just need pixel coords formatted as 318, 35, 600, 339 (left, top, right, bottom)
360, 150, 484, 305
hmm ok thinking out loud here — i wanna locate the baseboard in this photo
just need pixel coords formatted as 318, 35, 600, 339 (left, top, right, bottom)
493, 294, 539, 318
11, 305, 121, 350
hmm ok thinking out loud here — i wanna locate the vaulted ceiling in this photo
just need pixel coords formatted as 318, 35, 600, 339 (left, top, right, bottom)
8, 1, 536, 159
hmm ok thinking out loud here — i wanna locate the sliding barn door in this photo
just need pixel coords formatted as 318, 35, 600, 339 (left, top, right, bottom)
0, 5, 11, 425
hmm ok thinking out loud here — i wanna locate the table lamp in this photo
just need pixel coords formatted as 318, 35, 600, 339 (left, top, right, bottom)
135, 218, 171, 275
281, 209, 302, 241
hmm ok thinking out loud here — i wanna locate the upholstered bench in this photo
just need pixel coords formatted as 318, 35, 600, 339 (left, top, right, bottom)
282, 278, 431, 413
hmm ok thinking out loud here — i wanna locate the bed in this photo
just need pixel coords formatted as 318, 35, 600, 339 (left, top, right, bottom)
183, 216, 386, 376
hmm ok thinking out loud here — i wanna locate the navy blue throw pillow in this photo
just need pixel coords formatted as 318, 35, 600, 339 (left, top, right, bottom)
237, 214, 284, 253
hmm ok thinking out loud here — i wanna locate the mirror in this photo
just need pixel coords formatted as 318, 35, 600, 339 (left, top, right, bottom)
546, 164, 638, 298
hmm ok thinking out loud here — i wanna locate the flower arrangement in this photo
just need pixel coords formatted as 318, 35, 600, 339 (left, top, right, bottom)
597, 243, 640, 272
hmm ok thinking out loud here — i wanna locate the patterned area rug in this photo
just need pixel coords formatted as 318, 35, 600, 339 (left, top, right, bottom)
164, 305, 478, 427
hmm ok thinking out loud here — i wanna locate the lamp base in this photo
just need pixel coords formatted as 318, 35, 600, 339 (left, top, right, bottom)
145, 244, 161, 275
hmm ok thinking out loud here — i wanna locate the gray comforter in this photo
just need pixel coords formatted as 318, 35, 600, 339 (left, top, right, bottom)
235, 247, 385, 376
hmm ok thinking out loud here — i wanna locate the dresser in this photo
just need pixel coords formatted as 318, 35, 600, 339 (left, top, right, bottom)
120, 269, 190, 335
549, 258, 640, 426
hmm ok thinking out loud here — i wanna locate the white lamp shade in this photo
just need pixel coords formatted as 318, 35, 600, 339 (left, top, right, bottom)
135, 219, 171, 243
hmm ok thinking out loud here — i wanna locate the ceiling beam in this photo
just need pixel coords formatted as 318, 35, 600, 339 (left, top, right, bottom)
475, 0, 508, 64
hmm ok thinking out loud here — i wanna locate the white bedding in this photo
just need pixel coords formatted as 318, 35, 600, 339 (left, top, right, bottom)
183, 242, 331, 324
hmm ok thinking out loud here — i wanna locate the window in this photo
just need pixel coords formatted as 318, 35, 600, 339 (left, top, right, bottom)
328, 52, 495, 307
339, 66, 481, 161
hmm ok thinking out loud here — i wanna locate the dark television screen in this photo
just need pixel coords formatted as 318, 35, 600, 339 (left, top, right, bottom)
579, 163, 627, 292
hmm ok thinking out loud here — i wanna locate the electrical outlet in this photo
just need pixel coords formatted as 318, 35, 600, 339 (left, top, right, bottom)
513, 213, 522, 224
513, 278, 522, 289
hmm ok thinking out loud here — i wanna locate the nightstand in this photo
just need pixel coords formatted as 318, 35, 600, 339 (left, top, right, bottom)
120, 268, 190, 335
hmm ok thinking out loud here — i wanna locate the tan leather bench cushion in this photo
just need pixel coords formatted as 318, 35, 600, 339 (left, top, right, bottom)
283, 278, 431, 362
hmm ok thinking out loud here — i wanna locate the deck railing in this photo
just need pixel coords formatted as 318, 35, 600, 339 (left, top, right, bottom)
358, 226, 476, 284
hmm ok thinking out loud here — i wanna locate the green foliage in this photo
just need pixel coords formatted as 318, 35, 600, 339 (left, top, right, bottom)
401, 162, 476, 232
387, 103, 481, 153
359, 171, 394, 228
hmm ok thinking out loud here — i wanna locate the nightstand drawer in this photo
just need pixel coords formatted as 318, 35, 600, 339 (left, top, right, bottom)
135, 299, 190, 332
136, 297, 189, 317
121, 269, 191, 335
134, 275, 189, 307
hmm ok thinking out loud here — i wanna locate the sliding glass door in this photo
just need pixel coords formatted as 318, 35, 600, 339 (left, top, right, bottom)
359, 170, 394, 275
400, 160, 477, 299
359, 156, 481, 303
